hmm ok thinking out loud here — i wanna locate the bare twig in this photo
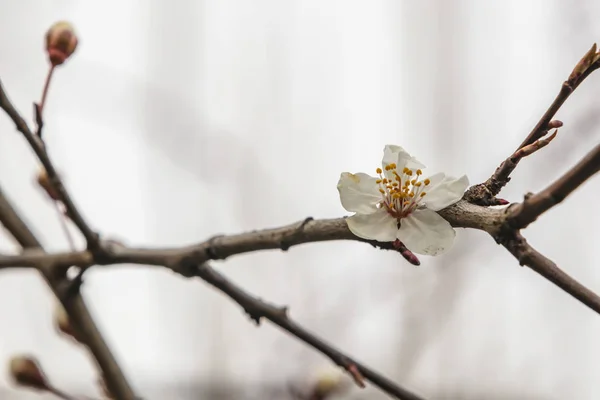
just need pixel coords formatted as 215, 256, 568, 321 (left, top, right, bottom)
192, 262, 424, 400
520, 43, 600, 149
465, 127, 560, 206
500, 231, 600, 314
0, 79, 101, 252
466, 44, 600, 206
0, 188, 137, 400
507, 143, 600, 229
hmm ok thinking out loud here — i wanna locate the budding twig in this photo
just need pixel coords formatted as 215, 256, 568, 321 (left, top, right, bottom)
467, 44, 600, 206
0, 188, 137, 400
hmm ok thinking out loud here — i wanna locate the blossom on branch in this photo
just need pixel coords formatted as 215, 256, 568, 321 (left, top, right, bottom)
337, 145, 469, 256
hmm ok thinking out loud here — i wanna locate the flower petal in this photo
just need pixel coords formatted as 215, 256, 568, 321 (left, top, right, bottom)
397, 209, 456, 256
337, 172, 382, 214
346, 208, 398, 242
382, 145, 411, 168
422, 174, 469, 211
381, 145, 426, 179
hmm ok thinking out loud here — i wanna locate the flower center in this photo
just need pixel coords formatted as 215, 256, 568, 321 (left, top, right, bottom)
375, 163, 431, 221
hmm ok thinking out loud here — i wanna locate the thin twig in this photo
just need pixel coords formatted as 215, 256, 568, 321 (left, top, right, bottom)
507, 143, 600, 229
501, 231, 600, 314
0, 188, 137, 400
39, 65, 55, 115
55, 202, 76, 250
465, 127, 561, 206
0, 79, 101, 252
520, 44, 600, 149
466, 44, 600, 206
192, 262, 425, 400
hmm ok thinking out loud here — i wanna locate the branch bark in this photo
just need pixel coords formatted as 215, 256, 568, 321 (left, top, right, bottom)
0, 189, 136, 400
506, 143, 600, 229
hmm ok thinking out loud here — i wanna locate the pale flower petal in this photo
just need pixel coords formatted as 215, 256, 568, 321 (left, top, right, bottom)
381, 145, 425, 178
397, 209, 455, 255
422, 174, 469, 211
337, 172, 381, 214
382, 145, 411, 168
346, 208, 398, 242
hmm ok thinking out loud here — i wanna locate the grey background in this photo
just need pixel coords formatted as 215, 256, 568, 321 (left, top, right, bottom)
1, 0, 599, 399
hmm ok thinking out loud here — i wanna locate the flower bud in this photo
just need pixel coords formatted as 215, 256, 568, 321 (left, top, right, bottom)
311, 367, 349, 398
36, 168, 60, 201
45, 21, 78, 66
54, 303, 83, 344
9, 355, 49, 391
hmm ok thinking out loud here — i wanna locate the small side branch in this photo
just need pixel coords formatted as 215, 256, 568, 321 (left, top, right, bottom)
466, 44, 600, 206
195, 262, 425, 400
0, 79, 100, 252
0, 188, 137, 400
507, 144, 600, 229
501, 231, 600, 314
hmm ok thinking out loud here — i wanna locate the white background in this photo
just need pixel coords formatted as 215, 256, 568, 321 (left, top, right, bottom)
1, 1, 600, 399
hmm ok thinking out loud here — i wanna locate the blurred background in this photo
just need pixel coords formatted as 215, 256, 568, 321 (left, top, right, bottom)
1, 1, 600, 399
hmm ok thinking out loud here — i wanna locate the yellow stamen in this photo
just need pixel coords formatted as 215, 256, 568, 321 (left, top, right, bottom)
420, 192, 427, 197
416, 169, 422, 175
376, 167, 382, 174
424, 178, 430, 185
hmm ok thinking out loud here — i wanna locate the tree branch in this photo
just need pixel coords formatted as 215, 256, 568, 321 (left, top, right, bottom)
466, 44, 600, 206
0, 80, 101, 252
0, 188, 137, 400
0, 201, 505, 273
500, 231, 600, 314
506, 143, 600, 229
192, 262, 425, 400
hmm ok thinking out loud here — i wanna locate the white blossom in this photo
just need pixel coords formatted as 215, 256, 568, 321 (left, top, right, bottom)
337, 145, 469, 256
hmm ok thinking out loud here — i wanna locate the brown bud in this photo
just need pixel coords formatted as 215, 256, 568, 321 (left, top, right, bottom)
36, 168, 60, 201
45, 21, 78, 66
54, 303, 82, 344
9, 355, 49, 391
569, 43, 598, 83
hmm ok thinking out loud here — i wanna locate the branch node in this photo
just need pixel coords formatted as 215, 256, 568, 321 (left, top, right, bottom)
280, 216, 314, 251
206, 234, 225, 260
33, 103, 44, 138
347, 363, 366, 389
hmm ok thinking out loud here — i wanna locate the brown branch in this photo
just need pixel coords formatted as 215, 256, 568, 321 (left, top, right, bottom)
466, 44, 600, 206
0, 228, 428, 399
0, 188, 137, 400
0, 79, 101, 252
507, 143, 600, 229
0, 202, 505, 273
520, 43, 600, 149
501, 231, 600, 314
192, 262, 425, 400
465, 126, 561, 206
